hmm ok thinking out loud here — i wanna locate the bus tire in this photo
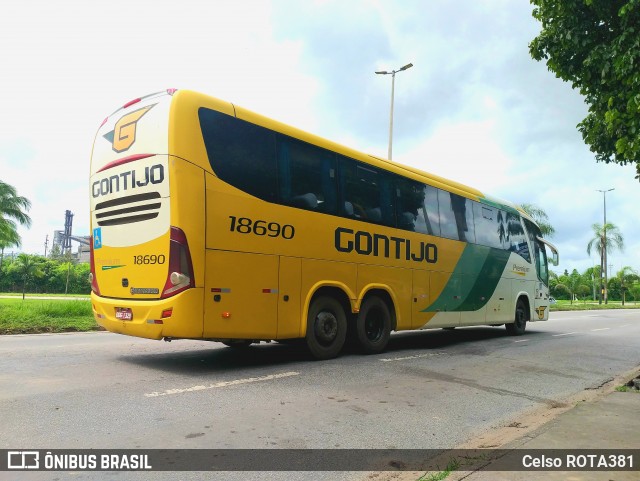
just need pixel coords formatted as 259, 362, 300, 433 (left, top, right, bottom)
506, 299, 528, 336
306, 296, 347, 360
355, 296, 391, 354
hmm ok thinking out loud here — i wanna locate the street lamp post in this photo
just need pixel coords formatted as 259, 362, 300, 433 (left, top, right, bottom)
597, 188, 614, 304
375, 62, 413, 160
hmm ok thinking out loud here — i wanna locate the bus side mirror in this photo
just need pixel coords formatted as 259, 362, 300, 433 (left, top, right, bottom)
537, 236, 559, 266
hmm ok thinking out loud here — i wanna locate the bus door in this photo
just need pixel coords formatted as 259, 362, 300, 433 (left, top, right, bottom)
533, 237, 559, 321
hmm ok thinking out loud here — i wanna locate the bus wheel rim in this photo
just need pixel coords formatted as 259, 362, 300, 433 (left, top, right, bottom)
315, 311, 338, 345
365, 309, 384, 342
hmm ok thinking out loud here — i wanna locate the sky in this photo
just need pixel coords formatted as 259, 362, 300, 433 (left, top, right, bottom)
1, 0, 639, 277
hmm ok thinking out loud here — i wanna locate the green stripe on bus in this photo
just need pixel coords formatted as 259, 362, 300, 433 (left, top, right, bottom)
423, 244, 510, 313
456, 248, 510, 311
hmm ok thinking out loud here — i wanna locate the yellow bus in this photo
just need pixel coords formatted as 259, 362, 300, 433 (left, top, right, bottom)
90, 89, 558, 359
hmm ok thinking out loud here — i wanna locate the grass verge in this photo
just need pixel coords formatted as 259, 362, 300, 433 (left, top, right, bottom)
550, 300, 640, 311
0, 298, 99, 334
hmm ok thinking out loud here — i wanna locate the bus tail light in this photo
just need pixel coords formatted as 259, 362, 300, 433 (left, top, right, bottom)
161, 227, 195, 298
89, 237, 101, 296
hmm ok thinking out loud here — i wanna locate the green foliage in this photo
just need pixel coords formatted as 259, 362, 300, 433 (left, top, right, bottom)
420, 458, 460, 481
553, 268, 589, 303
530, 0, 640, 179
0, 180, 32, 256
586, 222, 625, 258
520, 203, 555, 237
0, 254, 90, 295
550, 264, 639, 302
10, 254, 44, 299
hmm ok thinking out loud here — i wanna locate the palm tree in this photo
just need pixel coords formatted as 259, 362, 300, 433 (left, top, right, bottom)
554, 270, 587, 304
11, 253, 43, 299
615, 266, 639, 306
587, 222, 624, 304
0, 180, 32, 257
520, 203, 555, 237
0, 223, 21, 269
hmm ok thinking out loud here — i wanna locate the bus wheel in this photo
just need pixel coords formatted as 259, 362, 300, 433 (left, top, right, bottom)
306, 296, 347, 360
356, 296, 391, 354
506, 299, 528, 336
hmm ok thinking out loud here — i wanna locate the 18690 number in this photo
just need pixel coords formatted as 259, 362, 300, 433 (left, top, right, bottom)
229, 216, 295, 239
133, 254, 166, 265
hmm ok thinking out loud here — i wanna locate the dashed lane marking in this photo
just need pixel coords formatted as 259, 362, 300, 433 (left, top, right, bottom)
144, 371, 300, 398
380, 352, 445, 362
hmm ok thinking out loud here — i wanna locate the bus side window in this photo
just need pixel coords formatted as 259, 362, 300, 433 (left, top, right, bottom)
505, 215, 530, 262
338, 156, 394, 226
473, 202, 502, 249
438, 190, 459, 241
395, 178, 440, 236
277, 136, 337, 214
199, 108, 278, 202
451, 193, 475, 243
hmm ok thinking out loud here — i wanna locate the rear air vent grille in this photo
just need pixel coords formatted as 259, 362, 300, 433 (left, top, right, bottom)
95, 192, 161, 226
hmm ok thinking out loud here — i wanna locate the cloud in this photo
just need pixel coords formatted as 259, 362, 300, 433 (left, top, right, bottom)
1, 0, 639, 278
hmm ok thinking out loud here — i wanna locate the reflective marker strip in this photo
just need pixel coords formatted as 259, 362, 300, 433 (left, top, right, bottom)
211, 288, 231, 293
262, 289, 279, 294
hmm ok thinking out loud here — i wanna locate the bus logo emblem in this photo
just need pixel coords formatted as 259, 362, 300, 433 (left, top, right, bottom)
104, 104, 156, 153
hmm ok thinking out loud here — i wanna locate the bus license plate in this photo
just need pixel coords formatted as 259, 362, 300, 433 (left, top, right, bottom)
115, 308, 133, 321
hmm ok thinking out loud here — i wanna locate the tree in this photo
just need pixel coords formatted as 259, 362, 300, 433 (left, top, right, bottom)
586, 222, 624, 303
0, 180, 32, 257
555, 269, 588, 304
520, 203, 555, 237
10, 254, 43, 300
630, 281, 640, 304
615, 266, 639, 305
0, 222, 21, 269
583, 265, 601, 301
529, 1, 640, 179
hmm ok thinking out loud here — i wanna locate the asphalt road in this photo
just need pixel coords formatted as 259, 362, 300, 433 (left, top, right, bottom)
1, 309, 639, 480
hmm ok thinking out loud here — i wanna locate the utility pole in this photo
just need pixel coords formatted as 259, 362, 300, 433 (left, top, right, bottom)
375, 62, 413, 160
597, 188, 614, 304
44, 235, 49, 257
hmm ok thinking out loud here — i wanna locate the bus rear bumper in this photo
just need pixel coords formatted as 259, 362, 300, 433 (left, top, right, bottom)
91, 288, 204, 340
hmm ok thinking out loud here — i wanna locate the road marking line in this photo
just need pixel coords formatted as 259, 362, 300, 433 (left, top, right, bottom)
144, 371, 300, 398
552, 332, 578, 337
591, 328, 610, 332
619, 324, 631, 328
514, 339, 529, 343
380, 352, 444, 362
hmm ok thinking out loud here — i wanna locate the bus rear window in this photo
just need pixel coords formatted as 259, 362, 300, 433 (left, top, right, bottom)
199, 108, 278, 202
